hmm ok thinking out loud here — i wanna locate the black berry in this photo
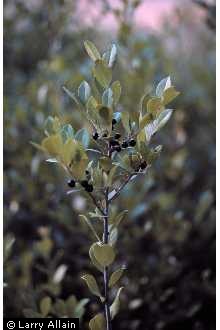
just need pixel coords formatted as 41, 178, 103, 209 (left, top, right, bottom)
115, 133, 121, 139
85, 184, 93, 192
112, 119, 117, 125
67, 179, 75, 188
129, 139, 136, 147
93, 132, 99, 140
140, 161, 147, 170
81, 180, 89, 188
110, 139, 120, 147
122, 141, 129, 148
115, 146, 121, 152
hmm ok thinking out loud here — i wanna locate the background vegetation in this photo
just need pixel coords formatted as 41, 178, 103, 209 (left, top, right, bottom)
4, 0, 215, 329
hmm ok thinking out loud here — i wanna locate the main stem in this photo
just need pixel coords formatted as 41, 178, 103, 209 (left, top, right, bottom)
103, 188, 112, 330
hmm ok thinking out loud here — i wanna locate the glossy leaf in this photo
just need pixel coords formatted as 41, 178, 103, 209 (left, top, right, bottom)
108, 44, 117, 68
121, 112, 130, 132
102, 88, 113, 108
144, 109, 173, 142
89, 313, 105, 330
109, 268, 125, 288
111, 81, 121, 105
162, 86, 180, 105
89, 243, 103, 272
84, 40, 101, 61
93, 60, 112, 88
93, 243, 115, 267
79, 215, 100, 242
62, 138, 88, 179
41, 134, 63, 157
75, 128, 90, 148
40, 296, 52, 317
109, 210, 128, 227
78, 81, 91, 104
62, 86, 79, 105
81, 274, 103, 299
156, 76, 171, 97
110, 287, 124, 320
146, 97, 163, 117
97, 105, 113, 128
60, 124, 74, 143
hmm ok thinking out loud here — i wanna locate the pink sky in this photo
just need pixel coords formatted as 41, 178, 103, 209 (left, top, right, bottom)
76, 0, 182, 31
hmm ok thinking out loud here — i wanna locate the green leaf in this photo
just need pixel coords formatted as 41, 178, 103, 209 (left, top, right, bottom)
89, 243, 103, 272
74, 298, 89, 319
86, 96, 100, 129
110, 287, 124, 320
40, 296, 52, 317
79, 215, 101, 242
111, 81, 121, 105
121, 112, 130, 133
84, 40, 101, 61
93, 243, 115, 267
108, 44, 117, 68
156, 76, 171, 97
97, 106, 113, 128
102, 88, 113, 108
93, 60, 112, 88
65, 295, 77, 317
62, 138, 88, 179
75, 128, 90, 148
89, 313, 105, 330
108, 227, 118, 246
109, 210, 128, 227
102, 44, 117, 68
109, 268, 125, 288
144, 109, 173, 142
139, 113, 153, 130
52, 299, 67, 317
41, 134, 63, 157
44, 116, 55, 136
62, 86, 79, 105
60, 124, 74, 143
146, 97, 163, 116
107, 165, 117, 186
81, 274, 103, 299
99, 157, 112, 172
162, 86, 180, 105
78, 81, 91, 104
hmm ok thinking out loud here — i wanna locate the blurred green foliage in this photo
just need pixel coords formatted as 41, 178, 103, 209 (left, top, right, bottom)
4, 1, 215, 329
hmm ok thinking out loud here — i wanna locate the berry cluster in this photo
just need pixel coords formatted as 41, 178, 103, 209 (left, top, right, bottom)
67, 176, 93, 192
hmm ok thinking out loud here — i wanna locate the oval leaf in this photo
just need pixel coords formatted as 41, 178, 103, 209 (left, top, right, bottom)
40, 296, 52, 317
75, 128, 90, 148
89, 313, 105, 330
78, 81, 91, 104
111, 81, 121, 105
109, 268, 125, 288
81, 274, 103, 299
108, 44, 117, 68
102, 88, 113, 108
156, 76, 171, 97
93, 243, 115, 267
89, 243, 103, 272
110, 287, 124, 320
162, 86, 180, 105
93, 60, 112, 89
84, 40, 101, 61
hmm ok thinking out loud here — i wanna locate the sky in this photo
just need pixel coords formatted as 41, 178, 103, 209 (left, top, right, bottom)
77, 0, 185, 31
